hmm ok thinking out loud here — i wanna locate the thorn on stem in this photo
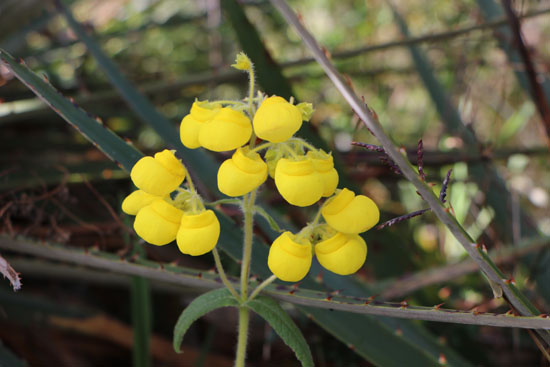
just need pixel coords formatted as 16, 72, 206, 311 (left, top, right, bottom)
417, 139, 426, 181
376, 208, 430, 229
439, 169, 452, 203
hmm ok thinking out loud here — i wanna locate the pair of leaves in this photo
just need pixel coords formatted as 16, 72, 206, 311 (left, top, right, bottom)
173, 288, 313, 367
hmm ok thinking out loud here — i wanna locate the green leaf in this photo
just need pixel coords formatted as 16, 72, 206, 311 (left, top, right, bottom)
173, 288, 239, 353
0, 48, 143, 171
246, 296, 313, 367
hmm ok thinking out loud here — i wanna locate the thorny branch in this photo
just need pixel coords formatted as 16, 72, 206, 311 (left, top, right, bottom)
269, 0, 550, 345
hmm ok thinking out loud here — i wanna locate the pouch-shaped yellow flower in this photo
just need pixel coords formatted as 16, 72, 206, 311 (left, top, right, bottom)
274, 158, 324, 207
180, 101, 221, 149
268, 232, 312, 282
315, 232, 367, 275
134, 199, 183, 245
307, 151, 338, 197
253, 96, 302, 143
130, 150, 186, 196
321, 188, 379, 234
177, 210, 220, 256
198, 108, 252, 152
122, 190, 159, 215
217, 147, 268, 197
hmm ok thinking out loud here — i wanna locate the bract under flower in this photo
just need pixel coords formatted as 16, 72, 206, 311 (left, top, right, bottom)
321, 188, 379, 234
199, 108, 252, 152
121, 190, 159, 215
180, 101, 221, 149
274, 158, 324, 207
268, 232, 312, 282
130, 150, 186, 196
253, 96, 302, 143
177, 210, 220, 256
217, 147, 267, 197
134, 199, 183, 245
315, 232, 367, 275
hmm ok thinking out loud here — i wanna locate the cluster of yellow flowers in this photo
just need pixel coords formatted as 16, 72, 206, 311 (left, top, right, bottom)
122, 58, 380, 282
121, 150, 220, 256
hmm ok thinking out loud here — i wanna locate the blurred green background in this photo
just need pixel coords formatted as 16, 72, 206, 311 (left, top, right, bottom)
1, 0, 550, 366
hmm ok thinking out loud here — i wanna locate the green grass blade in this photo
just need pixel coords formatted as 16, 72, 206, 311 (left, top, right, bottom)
131, 276, 151, 367
173, 288, 239, 353
0, 49, 142, 171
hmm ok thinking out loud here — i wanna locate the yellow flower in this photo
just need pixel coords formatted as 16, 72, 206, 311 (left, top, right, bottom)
253, 96, 302, 143
307, 150, 338, 197
217, 147, 267, 197
180, 101, 221, 149
274, 158, 324, 207
268, 232, 312, 282
130, 150, 186, 196
321, 188, 379, 234
121, 190, 159, 215
199, 108, 252, 152
177, 210, 220, 256
134, 199, 183, 245
315, 232, 367, 275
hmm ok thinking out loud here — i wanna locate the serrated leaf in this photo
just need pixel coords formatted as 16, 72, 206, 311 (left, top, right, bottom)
246, 296, 313, 367
173, 288, 239, 353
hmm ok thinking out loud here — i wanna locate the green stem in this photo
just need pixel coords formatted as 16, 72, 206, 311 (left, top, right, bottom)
212, 247, 240, 300
239, 190, 257, 300
247, 67, 257, 149
234, 189, 257, 367
290, 137, 317, 152
235, 306, 250, 367
249, 141, 272, 153
248, 274, 277, 301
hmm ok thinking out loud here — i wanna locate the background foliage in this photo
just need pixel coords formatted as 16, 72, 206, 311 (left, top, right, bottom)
1, 0, 549, 365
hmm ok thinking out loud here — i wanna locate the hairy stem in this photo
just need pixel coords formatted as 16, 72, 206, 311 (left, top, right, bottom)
235, 306, 250, 367
212, 247, 240, 299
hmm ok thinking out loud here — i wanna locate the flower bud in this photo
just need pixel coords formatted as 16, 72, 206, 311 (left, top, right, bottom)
180, 101, 221, 149
315, 232, 367, 275
134, 199, 183, 245
217, 147, 267, 197
199, 108, 252, 152
177, 210, 220, 256
253, 96, 302, 143
307, 151, 338, 197
130, 150, 186, 196
268, 232, 312, 282
274, 158, 324, 207
122, 190, 159, 215
321, 188, 379, 234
